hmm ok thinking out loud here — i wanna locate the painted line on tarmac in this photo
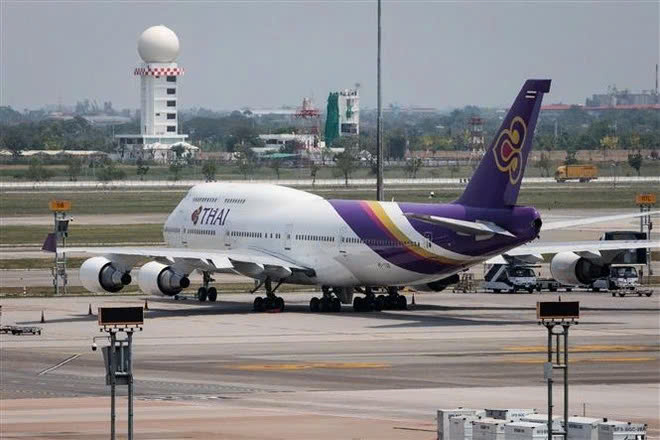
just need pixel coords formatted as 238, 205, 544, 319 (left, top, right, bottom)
501, 356, 656, 364
227, 362, 390, 371
503, 345, 659, 353
37, 354, 81, 376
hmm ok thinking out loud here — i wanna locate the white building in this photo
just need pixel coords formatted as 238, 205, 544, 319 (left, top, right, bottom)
338, 88, 359, 135
115, 25, 199, 164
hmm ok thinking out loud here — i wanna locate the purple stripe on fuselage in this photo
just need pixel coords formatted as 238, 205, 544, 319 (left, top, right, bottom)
329, 199, 540, 276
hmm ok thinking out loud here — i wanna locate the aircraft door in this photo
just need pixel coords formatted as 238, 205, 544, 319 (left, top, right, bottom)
284, 223, 293, 251
224, 221, 233, 248
338, 227, 348, 256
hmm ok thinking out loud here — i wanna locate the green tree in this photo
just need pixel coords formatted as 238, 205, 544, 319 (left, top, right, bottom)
202, 161, 217, 181
169, 162, 184, 181
387, 130, 407, 159
536, 152, 551, 177
136, 157, 150, 181
26, 158, 54, 181
627, 150, 643, 176
599, 135, 618, 160
66, 157, 82, 181
334, 150, 357, 186
236, 144, 256, 179
564, 149, 578, 165
310, 163, 320, 187
404, 157, 423, 179
97, 159, 126, 183
269, 158, 282, 180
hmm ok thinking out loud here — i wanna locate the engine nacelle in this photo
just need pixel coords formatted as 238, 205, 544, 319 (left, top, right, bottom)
550, 252, 607, 286
138, 261, 190, 296
412, 274, 460, 292
80, 256, 132, 293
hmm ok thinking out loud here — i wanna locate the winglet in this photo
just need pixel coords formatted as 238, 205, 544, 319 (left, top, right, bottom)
42, 233, 57, 253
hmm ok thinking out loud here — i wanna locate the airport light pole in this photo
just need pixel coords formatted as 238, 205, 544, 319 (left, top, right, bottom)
537, 301, 579, 440
376, 0, 384, 201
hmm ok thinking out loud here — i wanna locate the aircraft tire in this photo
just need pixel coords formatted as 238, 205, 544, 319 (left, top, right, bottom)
253, 296, 264, 312
373, 296, 384, 312
353, 296, 364, 312
320, 297, 331, 313
331, 298, 341, 312
310, 297, 320, 312
275, 296, 285, 312
207, 287, 218, 302
197, 287, 208, 302
397, 295, 407, 310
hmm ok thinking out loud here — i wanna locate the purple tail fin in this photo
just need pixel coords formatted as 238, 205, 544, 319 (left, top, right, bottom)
456, 79, 551, 208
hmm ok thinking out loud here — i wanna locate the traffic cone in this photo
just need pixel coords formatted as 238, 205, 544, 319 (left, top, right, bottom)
412, 293, 416, 305
40, 310, 45, 323
144, 299, 149, 311
88, 304, 93, 315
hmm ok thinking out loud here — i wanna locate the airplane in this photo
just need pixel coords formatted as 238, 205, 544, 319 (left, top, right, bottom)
43, 79, 659, 313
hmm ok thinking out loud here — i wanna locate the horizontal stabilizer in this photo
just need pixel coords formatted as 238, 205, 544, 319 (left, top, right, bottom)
542, 211, 659, 231
404, 213, 514, 237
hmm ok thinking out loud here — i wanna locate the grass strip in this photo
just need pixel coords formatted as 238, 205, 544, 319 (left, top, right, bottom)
1, 224, 164, 246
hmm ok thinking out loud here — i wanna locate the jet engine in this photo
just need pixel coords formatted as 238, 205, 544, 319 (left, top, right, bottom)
413, 274, 460, 292
550, 252, 607, 286
80, 256, 132, 293
138, 261, 190, 296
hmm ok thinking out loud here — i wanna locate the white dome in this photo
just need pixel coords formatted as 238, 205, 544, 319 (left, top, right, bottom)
137, 25, 180, 63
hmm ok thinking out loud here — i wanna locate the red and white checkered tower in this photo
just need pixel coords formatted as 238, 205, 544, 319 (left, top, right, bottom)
135, 25, 185, 136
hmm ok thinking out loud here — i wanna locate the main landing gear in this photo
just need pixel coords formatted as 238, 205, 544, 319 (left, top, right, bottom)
309, 286, 342, 313
197, 272, 218, 302
253, 278, 285, 313
353, 286, 407, 312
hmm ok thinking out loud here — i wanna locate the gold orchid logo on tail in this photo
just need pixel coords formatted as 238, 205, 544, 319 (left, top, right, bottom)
492, 116, 527, 184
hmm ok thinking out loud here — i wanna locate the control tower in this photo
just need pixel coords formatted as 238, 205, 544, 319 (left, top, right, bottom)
116, 25, 197, 163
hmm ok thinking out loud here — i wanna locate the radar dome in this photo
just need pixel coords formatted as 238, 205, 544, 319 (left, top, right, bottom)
137, 25, 180, 63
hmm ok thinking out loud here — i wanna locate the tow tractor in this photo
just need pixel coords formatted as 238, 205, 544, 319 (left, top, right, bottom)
483, 264, 537, 293
591, 264, 652, 297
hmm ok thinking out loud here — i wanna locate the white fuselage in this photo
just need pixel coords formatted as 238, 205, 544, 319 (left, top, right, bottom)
162, 182, 490, 287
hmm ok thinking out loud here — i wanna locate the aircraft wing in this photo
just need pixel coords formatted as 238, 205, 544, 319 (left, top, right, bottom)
541, 211, 658, 231
486, 239, 660, 264
54, 244, 309, 275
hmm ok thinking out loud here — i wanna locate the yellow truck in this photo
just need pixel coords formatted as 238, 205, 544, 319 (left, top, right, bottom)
555, 165, 598, 183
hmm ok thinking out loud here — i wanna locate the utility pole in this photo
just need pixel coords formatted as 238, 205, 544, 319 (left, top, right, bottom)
376, 0, 384, 201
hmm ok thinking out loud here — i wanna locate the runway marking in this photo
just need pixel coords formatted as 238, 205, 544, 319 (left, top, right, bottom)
503, 345, 658, 353
37, 354, 81, 376
501, 356, 656, 364
228, 362, 390, 371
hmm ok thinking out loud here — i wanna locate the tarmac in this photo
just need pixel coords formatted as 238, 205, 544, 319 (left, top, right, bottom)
1, 292, 658, 439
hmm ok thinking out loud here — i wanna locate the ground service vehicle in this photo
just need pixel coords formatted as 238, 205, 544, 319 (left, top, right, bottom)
484, 264, 537, 293
591, 265, 643, 294
555, 165, 598, 182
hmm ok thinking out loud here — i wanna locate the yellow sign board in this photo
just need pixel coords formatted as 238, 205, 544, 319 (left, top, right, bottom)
49, 200, 71, 212
635, 194, 656, 205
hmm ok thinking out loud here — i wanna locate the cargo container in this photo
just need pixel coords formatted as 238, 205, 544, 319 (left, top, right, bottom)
566, 417, 603, 440
598, 421, 647, 440
520, 414, 563, 431
555, 165, 598, 182
438, 409, 486, 440
472, 418, 507, 440
504, 422, 550, 440
486, 408, 537, 421
450, 415, 482, 440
